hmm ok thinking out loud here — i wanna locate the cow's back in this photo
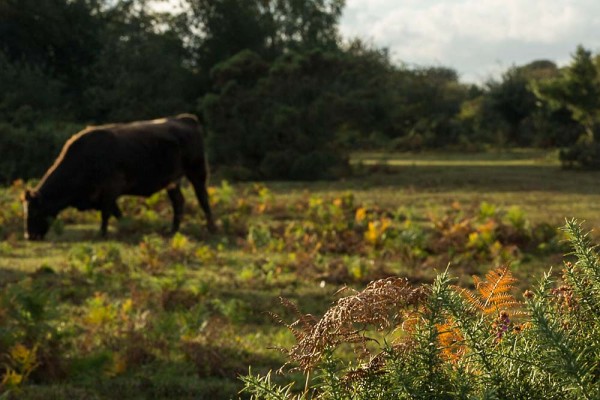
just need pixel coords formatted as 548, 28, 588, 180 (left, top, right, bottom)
106, 115, 203, 196
35, 114, 205, 208
37, 128, 114, 185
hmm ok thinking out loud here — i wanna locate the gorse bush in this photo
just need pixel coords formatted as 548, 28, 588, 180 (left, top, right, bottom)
242, 220, 600, 399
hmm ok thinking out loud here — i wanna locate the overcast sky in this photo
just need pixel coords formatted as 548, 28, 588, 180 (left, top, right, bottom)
339, 0, 600, 83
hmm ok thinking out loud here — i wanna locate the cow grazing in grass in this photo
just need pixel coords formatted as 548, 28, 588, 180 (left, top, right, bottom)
22, 114, 216, 240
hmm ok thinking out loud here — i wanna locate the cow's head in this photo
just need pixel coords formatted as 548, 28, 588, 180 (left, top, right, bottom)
21, 189, 53, 240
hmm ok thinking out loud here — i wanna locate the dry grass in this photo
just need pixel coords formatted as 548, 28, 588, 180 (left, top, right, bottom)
273, 278, 426, 372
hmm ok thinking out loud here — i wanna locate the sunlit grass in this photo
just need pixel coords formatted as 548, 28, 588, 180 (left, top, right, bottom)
2, 150, 600, 398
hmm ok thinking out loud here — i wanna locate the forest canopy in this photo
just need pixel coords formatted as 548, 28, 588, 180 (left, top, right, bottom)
1, 0, 599, 182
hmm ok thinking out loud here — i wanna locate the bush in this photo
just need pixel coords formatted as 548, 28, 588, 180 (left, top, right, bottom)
203, 49, 381, 181
0, 120, 81, 184
559, 140, 600, 169
289, 151, 344, 181
242, 220, 600, 399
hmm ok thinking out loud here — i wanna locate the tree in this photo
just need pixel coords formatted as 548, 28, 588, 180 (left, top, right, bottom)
385, 66, 470, 148
0, 0, 104, 98
184, 0, 345, 91
534, 46, 600, 141
185, 0, 271, 88
80, 1, 194, 121
268, 0, 344, 52
203, 49, 352, 180
531, 46, 600, 167
483, 61, 562, 146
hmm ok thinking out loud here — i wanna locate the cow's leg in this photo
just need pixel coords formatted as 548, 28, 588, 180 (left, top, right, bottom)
97, 177, 126, 237
185, 167, 216, 233
167, 184, 185, 233
111, 201, 123, 219
100, 208, 110, 237
100, 200, 121, 237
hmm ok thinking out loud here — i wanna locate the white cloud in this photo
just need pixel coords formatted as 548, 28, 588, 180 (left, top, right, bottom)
340, 0, 600, 82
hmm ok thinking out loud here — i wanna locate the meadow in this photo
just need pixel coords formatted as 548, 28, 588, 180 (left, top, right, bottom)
2, 150, 600, 399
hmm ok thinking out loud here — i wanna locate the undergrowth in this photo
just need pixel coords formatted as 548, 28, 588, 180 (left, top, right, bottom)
0, 180, 585, 398
243, 220, 600, 399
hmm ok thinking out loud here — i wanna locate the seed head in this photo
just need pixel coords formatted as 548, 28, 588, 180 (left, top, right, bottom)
523, 290, 534, 299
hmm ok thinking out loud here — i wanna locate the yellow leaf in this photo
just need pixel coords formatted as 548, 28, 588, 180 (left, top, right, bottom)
365, 222, 378, 244
364, 218, 392, 245
461, 266, 520, 317
381, 218, 392, 231
9, 343, 37, 370
121, 298, 133, 314
355, 207, 367, 223
490, 241, 503, 256
467, 232, 480, 248
2, 369, 23, 387
477, 219, 497, 234
10, 343, 30, 363
171, 232, 189, 251
106, 353, 127, 377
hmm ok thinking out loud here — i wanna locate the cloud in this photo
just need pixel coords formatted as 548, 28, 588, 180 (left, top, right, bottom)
340, 0, 600, 82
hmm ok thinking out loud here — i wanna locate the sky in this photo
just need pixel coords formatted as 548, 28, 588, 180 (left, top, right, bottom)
339, 0, 600, 83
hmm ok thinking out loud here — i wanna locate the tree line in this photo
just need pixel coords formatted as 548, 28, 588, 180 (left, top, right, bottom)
1, 0, 599, 182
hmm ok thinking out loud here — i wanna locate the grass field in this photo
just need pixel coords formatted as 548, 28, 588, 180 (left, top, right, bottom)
1, 149, 600, 398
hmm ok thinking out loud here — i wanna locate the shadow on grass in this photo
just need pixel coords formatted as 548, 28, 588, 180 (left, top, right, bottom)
22, 363, 247, 400
41, 218, 215, 245
270, 164, 600, 195
0, 266, 28, 286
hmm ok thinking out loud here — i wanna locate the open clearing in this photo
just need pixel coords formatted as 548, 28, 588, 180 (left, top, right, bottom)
2, 150, 600, 398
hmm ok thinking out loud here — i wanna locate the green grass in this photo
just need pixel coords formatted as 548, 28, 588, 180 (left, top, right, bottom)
2, 149, 600, 398
345, 149, 600, 225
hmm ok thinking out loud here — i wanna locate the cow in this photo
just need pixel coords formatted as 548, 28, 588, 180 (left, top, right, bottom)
22, 114, 216, 240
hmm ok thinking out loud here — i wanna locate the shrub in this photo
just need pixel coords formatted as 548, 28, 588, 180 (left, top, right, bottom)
559, 140, 600, 169
203, 50, 378, 181
242, 220, 600, 399
0, 120, 82, 184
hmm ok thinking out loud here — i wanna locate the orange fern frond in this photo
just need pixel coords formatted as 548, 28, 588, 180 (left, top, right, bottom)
462, 266, 521, 317
437, 319, 465, 363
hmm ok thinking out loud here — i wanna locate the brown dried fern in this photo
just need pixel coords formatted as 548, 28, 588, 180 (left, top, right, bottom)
461, 266, 521, 317
274, 277, 425, 372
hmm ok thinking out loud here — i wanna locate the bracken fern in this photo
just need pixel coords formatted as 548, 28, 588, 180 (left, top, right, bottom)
460, 266, 520, 317
243, 221, 600, 399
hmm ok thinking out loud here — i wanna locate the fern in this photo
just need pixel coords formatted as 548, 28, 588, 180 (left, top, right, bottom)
272, 278, 424, 372
444, 278, 504, 395
243, 222, 600, 399
461, 266, 521, 317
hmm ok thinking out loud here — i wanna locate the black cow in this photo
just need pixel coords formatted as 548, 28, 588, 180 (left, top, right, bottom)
22, 114, 216, 240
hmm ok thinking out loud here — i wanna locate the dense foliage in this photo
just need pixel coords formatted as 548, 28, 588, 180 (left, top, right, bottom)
243, 221, 600, 399
3, 0, 600, 182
